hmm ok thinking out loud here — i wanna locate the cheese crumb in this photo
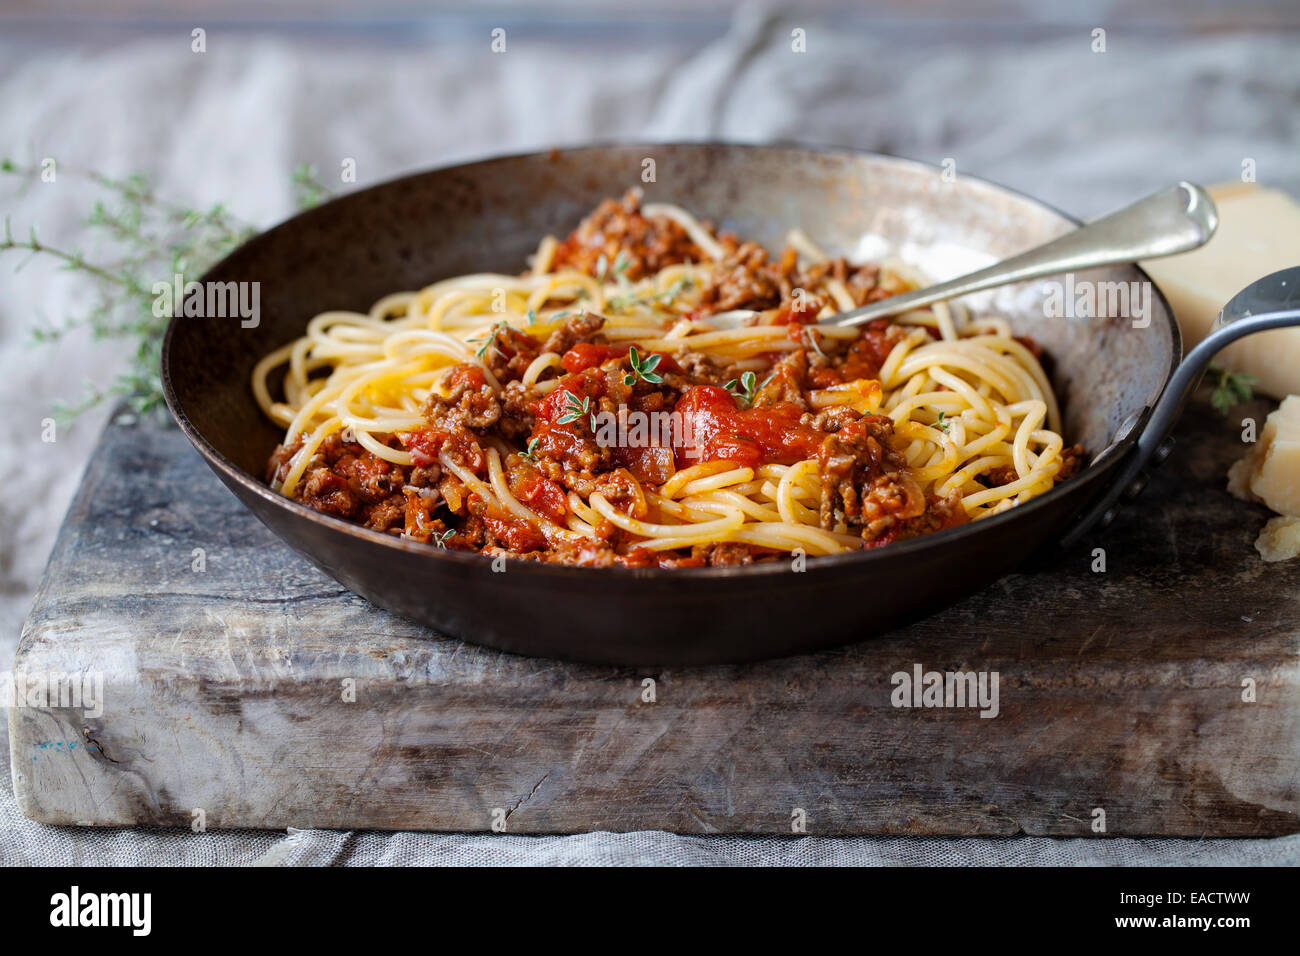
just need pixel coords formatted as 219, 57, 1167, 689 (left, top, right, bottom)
1256, 516, 1300, 563
1228, 396, 1300, 560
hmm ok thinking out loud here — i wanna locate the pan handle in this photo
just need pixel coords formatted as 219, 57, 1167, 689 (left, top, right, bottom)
1060, 266, 1300, 549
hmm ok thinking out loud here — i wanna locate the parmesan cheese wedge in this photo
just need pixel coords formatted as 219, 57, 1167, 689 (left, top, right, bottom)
1141, 184, 1300, 399
1228, 396, 1300, 560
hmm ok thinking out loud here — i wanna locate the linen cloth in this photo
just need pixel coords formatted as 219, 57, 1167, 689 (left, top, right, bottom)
1, 5, 1298, 865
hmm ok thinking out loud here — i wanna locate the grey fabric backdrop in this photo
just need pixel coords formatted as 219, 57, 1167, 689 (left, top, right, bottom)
2, 4, 1297, 865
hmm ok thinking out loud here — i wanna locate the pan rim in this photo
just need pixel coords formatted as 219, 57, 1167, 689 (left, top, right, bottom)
161, 139, 1181, 581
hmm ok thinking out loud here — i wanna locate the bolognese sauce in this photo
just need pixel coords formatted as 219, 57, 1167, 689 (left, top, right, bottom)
262, 191, 1083, 568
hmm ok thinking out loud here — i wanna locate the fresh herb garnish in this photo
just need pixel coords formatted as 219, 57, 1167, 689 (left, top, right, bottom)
432, 528, 456, 549
1208, 363, 1254, 415
520, 436, 541, 461
609, 274, 694, 313
526, 308, 537, 326
596, 250, 630, 284
291, 162, 331, 210
936, 410, 949, 433
1, 159, 329, 424
471, 320, 511, 359
660, 275, 693, 299
556, 389, 597, 431
723, 370, 773, 409
623, 345, 664, 386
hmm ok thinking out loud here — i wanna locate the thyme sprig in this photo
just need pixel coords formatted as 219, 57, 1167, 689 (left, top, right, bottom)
291, 162, 331, 210
595, 250, 630, 284
470, 320, 512, 359
723, 370, 774, 409
556, 389, 598, 431
608, 275, 693, 313
622, 345, 663, 386
2, 158, 330, 424
1208, 363, 1255, 415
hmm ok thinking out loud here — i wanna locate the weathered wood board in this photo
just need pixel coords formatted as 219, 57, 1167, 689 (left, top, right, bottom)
9, 390, 1300, 835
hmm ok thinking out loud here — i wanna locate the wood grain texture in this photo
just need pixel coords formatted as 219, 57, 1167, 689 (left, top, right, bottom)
9, 390, 1300, 835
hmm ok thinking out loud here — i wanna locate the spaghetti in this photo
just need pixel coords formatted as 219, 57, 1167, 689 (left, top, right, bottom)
257, 191, 1083, 567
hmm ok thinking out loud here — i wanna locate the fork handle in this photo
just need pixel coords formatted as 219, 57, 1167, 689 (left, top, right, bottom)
830, 182, 1218, 328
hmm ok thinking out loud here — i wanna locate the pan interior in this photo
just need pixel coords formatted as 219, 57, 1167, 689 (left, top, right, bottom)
168, 144, 1176, 483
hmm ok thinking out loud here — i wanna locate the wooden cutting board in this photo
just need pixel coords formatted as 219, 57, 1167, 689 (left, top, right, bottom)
9, 389, 1299, 835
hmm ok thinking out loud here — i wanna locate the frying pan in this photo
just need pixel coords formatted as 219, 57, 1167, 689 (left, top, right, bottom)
161, 143, 1298, 665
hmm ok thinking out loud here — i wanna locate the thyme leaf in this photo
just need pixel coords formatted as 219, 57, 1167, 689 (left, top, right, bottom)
724, 370, 773, 409
1208, 363, 1254, 415
622, 345, 664, 386
556, 389, 597, 431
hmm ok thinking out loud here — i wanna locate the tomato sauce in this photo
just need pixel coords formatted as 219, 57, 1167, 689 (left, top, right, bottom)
482, 511, 547, 552
614, 445, 676, 484
400, 426, 487, 472
674, 386, 823, 468
559, 343, 681, 375
526, 371, 603, 462
444, 363, 488, 391
511, 471, 568, 524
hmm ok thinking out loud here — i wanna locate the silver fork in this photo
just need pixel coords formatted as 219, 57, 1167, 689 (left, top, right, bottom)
705, 182, 1218, 330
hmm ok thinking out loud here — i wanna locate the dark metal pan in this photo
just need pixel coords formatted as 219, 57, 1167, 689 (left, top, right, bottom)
160, 143, 1300, 665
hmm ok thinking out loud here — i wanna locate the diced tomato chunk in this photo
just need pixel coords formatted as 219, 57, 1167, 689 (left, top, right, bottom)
444, 363, 488, 391
614, 444, 676, 485
561, 343, 626, 373
400, 427, 450, 467
483, 512, 547, 552
559, 343, 681, 375
674, 386, 822, 468
513, 472, 568, 524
